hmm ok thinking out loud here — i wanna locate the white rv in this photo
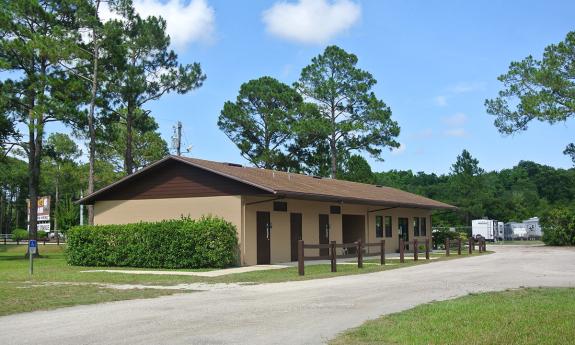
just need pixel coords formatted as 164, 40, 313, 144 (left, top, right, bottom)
524, 217, 542, 239
472, 219, 497, 241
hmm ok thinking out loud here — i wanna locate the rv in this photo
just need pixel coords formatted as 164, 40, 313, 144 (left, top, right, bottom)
524, 217, 542, 239
472, 219, 498, 241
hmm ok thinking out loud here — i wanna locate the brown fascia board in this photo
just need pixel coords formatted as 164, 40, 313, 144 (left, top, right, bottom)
77, 155, 277, 205
276, 190, 458, 210
76, 156, 174, 205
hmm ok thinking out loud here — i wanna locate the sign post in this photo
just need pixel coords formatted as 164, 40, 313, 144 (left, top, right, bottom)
29, 240, 37, 275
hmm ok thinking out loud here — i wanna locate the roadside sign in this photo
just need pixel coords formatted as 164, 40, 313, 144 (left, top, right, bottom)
29, 240, 37, 254
29, 240, 37, 275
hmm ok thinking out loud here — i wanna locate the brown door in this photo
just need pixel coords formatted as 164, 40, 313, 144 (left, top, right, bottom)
290, 213, 302, 261
257, 211, 271, 264
319, 214, 329, 256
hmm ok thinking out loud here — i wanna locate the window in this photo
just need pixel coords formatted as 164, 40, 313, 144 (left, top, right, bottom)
273, 201, 287, 212
330, 205, 341, 214
375, 216, 383, 238
385, 216, 392, 238
421, 217, 427, 236
413, 217, 420, 236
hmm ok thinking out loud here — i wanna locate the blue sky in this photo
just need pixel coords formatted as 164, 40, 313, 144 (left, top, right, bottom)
54, 1, 575, 174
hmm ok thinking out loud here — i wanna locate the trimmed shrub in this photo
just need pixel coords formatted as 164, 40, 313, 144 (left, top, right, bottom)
11, 228, 28, 243
541, 208, 575, 246
37, 230, 48, 239
66, 216, 238, 269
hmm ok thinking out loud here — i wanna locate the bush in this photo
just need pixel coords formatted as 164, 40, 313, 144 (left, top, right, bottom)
66, 216, 238, 269
541, 208, 575, 246
37, 230, 48, 239
11, 228, 28, 242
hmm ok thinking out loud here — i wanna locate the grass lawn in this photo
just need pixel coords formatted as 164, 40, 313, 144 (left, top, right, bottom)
330, 287, 575, 345
0, 244, 490, 316
491, 240, 544, 245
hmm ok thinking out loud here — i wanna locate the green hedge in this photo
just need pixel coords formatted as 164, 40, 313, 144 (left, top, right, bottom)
66, 216, 238, 269
11, 228, 28, 242
541, 208, 575, 246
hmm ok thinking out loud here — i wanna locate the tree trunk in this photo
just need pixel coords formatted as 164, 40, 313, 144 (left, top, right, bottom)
329, 104, 337, 179
125, 101, 134, 175
87, 0, 101, 225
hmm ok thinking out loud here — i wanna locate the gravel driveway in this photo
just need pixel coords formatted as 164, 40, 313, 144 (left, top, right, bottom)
2, 245, 574, 345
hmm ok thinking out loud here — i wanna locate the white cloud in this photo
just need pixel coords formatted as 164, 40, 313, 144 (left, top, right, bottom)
391, 143, 406, 155
434, 95, 448, 107
442, 112, 468, 127
444, 128, 468, 138
262, 0, 361, 44
100, 0, 215, 50
448, 82, 486, 94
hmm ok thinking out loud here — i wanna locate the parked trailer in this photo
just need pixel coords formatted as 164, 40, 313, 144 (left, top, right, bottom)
472, 219, 497, 242
524, 217, 542, 239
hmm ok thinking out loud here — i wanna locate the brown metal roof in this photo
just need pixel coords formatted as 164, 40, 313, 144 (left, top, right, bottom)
79, 155, 456, 210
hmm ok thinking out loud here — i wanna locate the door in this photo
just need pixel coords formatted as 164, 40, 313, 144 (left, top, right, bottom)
398, 217, 409, 250
319, 214, 329, 256
257, 211, 271, 264
290, 213, 302, 261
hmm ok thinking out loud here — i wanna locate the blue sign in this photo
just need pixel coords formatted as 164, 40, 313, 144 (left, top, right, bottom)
29, 240, 37, 248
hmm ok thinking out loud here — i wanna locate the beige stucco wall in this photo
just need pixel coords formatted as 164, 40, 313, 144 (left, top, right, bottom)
243, 197, 433, 265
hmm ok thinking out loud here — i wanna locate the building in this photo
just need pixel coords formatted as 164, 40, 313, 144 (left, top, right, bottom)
79, 156, 456, 266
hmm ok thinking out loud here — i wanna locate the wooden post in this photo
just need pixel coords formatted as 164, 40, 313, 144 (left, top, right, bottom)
445, 238, 450, 256
298, 240, 304, 276
425, 238, 430, 260
468, 237, 473, 254
330, 241, 336, 272
457, 238, 462, 255
413, 239, 418, 261
399, 239, 405, 263
357, 239, 363, 268
57, 233, 60, 246
478, 239, 483, 253
380, 239, 385, 265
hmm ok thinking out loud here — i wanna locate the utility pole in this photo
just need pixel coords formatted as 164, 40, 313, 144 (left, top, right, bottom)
172, 121, 182, 156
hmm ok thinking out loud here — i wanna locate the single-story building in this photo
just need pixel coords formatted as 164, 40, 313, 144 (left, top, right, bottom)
79, 156, 456, 266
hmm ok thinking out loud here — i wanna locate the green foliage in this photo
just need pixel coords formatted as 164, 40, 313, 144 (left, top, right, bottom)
485, 31, 575, 165
37, 230, 48, 239
66, 216, 239, 269
375, 150, 575, 226
339, 155, 375, 184
218, 76, 305, 170
541, 208, 575, 246
294, 45, 400, 177
102, 2, 205, 174
11, 229, 27, 242
56, 196, 79, 233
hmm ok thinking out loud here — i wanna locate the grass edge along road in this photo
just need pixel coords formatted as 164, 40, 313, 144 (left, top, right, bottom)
0, 244, 490, 316
329, 287, 575, 345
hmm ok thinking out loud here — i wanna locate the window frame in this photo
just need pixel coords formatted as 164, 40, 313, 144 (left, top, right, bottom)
385, 216, 392, 238
413, 217, 420, 237
421, 217, 427, 236
375, 215, 383, 238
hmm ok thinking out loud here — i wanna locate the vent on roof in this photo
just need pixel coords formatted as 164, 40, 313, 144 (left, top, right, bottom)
312, 175, 322, 179
226, 163, 243, 167
375, 185, 383, 188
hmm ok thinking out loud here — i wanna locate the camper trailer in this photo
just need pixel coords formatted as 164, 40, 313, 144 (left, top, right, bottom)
472, 219, 497, 241
524, 217, 542, 239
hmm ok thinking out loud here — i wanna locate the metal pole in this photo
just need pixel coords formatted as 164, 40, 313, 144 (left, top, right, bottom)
79, 191, 84, 226
176, 121, 182, 156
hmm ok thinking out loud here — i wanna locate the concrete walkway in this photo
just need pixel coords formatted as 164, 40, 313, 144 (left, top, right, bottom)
81, 264, 289, 277
1, 245, 574, 345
